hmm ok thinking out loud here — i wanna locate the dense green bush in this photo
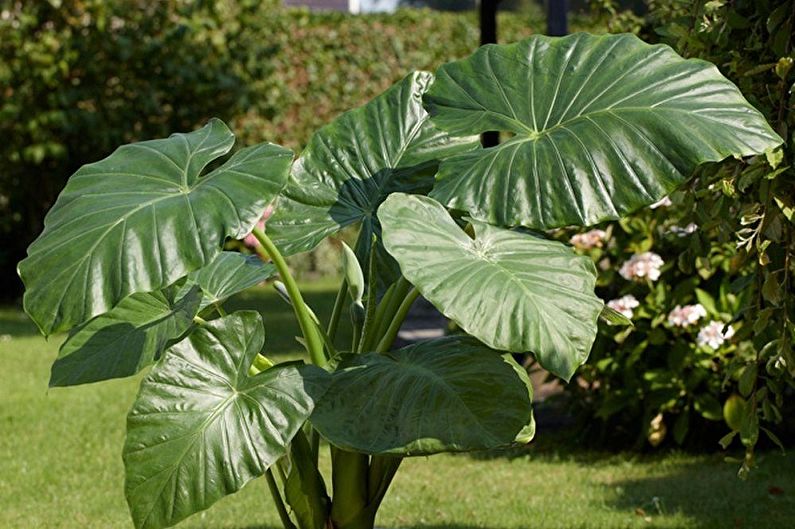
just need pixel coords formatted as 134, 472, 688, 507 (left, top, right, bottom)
563, 0, 794, 472
1, 0, 607, 295
0, 0, 248, 296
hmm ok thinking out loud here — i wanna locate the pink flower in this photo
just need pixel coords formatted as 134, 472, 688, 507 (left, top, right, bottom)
242, 206, 273, 248
570, 229, 607, 250
606, 295, 640, 321
667, 304, 707, 328
697, 321, 735, 350
668, 223, 698, 237
619, 252, 664, 282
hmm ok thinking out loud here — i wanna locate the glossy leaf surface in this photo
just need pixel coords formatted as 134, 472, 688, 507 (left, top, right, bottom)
180, 251, 276, 309
311, 336, 534, 455
124, 311, 327, 529
20, 119, 292, 334
50, 287, 202, 387
424, 33, 783, 229
266, 71, 479, 283
379, 193, 603, 380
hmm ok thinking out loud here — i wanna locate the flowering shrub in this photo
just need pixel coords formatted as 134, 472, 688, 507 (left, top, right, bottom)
565, 2, 794, 474
561, 192, 751, 450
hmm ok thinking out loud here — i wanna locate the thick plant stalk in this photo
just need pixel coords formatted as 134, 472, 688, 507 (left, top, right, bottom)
253, 227, 326, 367
330, 447, 371, 529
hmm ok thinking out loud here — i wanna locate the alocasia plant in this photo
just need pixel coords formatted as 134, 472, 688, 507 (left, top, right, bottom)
19, 33, 782, 529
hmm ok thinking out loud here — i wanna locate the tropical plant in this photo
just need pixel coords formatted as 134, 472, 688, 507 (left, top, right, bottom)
19, 33, 781, 529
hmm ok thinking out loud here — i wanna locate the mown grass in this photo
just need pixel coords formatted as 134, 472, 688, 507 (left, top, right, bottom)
1, 282, 794, 529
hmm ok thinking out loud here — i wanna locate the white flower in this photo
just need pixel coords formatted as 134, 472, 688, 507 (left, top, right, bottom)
697, 321, 735, 350
607, 295, 640, 320
668, 223, 698, 237
667, 304, 707, 328
570, 229, 607, 250
650, 196, 672, 209
619, 252, 664, 282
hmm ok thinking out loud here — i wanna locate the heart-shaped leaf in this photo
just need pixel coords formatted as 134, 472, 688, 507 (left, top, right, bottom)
311, 336, 534, 456
180, 251, 276, 309
379, 193, 603, 381
20, 119, 293, 334
266, 71, 479, 285
424, 33, 783, 229
50, 286, 202, 387
124, 311, 328, 529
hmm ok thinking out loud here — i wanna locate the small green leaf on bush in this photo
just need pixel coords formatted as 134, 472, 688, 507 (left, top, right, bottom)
694, 393, 723, 421
718, 431, 737, 449
723, 394, 747, 431
761, 273, 782, 305
739, 401, 759, 447
738, 365, 757, 397
695, 288, 718, 315
600, 305, 633, 326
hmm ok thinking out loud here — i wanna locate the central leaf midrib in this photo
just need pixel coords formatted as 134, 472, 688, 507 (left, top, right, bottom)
133, 392, 238, 528
468, 106, 709, 150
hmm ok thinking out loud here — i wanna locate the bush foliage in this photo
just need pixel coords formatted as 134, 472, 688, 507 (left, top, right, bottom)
562, 0, 795, 470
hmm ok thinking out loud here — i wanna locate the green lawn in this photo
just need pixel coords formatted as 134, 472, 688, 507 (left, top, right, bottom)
1, 283, 794, 529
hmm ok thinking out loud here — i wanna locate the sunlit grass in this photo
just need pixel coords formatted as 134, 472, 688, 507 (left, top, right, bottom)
1, 283, 794, 529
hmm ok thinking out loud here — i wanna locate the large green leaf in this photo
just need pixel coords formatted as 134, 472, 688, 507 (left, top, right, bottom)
311, 336, 534, 456
123, 311, 327, 529
423, 33, 783, 229
379, 193, 603, 381
266, 71, 479, 283
49, 286, 202, 387
181, 251, 276, 309
19, 119, 293, 335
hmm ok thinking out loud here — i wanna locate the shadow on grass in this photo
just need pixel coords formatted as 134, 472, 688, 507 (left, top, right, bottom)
604, 454, 795, 529
0, 305, 39, 336
227, 526, 505, 529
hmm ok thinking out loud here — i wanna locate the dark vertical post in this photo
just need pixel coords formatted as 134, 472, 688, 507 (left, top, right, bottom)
479, 0, 499, 148
546, 0, 568, 37
479, 0, 497, 46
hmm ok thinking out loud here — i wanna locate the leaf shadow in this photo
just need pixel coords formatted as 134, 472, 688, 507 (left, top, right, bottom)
602, 453, 795, 529
0, 306, 40, 337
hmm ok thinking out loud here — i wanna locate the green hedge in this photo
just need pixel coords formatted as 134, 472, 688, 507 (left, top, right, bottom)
0, 1, 606, 294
